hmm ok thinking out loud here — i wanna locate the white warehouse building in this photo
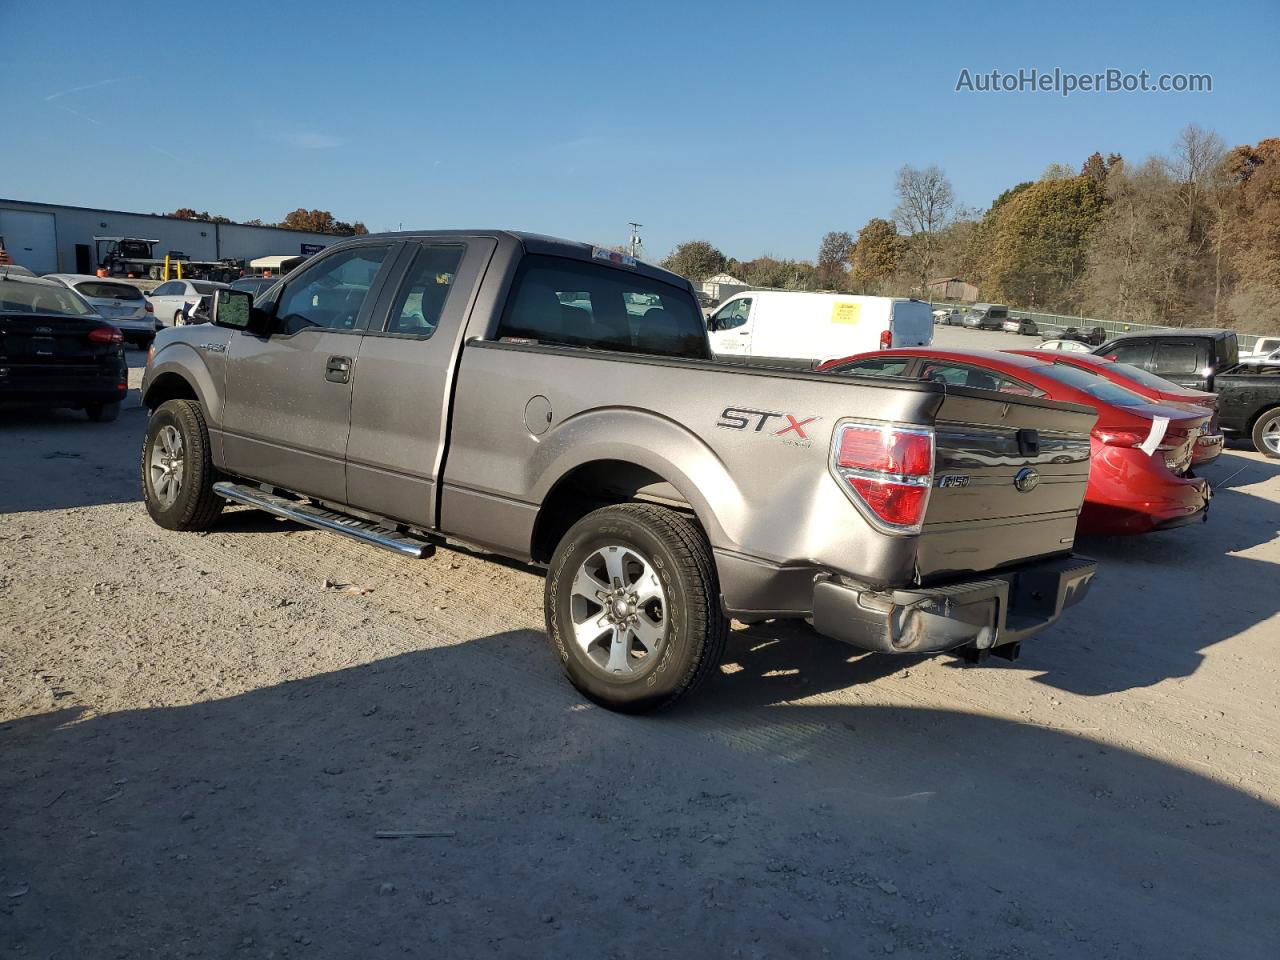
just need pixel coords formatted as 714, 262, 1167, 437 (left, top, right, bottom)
0, 198, 343, 275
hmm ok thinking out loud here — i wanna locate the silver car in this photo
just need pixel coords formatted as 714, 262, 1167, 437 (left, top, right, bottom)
43, 274, 157, 347
147, 279, 229, 328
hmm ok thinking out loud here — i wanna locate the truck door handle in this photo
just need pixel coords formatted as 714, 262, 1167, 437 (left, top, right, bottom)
325, 355, 352, 383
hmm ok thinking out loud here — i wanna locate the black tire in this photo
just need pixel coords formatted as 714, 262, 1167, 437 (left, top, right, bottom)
544, 503, 728, 713
141, 399, 224, 530
1252, 407, 1280, 460
85, 400, 121, 422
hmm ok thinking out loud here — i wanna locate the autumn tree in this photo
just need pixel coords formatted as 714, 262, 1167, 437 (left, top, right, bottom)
1222, 138, 1280, 333
849, 218, 903, 294
975, 174, 1107, 310
660, 241, 727, 281
892, 164, 955, 292
813, 231, 853, 289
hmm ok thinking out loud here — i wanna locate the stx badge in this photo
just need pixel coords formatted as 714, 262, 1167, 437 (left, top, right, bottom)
717, 407, 821, 446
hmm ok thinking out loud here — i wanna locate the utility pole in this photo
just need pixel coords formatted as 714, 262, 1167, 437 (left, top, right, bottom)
627, 222, 643, 259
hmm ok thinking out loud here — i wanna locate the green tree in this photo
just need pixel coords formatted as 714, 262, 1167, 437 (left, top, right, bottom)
660, 241, 727, 281
975, 175, 1108, 310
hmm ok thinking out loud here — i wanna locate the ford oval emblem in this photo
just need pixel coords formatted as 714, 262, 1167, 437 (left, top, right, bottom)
1014, 467, 1040, 493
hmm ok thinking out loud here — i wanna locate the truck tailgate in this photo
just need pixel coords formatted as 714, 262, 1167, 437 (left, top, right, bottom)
917, 389, 1097, 580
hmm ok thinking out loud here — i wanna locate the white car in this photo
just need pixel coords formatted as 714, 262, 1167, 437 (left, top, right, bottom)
1242, 337, 1280, 361
1239, 346, 1280, 366
1036, 338, 1093, 353
43, 274, 157, 347
147, 278, 229, 328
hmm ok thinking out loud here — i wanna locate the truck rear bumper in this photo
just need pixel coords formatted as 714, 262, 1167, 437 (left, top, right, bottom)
809, 555, 1097, 655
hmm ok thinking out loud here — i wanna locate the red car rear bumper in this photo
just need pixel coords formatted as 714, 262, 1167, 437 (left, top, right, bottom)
1078, 446, 1211, 536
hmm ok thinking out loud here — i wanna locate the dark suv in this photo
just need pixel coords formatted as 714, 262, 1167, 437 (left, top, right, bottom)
1094, 328, 1239, 391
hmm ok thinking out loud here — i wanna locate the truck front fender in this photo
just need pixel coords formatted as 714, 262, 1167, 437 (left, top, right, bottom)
142, 342, 224, 429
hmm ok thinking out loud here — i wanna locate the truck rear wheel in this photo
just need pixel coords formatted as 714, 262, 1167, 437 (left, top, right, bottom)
544, 503, 727, 713
141, 399, 224, 531
1253, 408, 1280, 459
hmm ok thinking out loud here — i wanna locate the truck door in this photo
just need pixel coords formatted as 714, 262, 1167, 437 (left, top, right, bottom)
344, 237, 495, 529
220, 242, 399, 504
1151, 339, 1211, 390
707, 296, 753, 356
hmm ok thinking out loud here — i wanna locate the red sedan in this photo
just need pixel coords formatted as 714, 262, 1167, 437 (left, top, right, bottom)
1005, 350, 1223, 466
818, 349, 1211, 536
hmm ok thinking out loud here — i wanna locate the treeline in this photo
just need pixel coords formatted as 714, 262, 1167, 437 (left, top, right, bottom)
162, 207, 369, 237
661, 125, 1280, 334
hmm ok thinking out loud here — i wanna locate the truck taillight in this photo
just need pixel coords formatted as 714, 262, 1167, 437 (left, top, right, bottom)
831, 422, 934, 533
879, 329, 892, 350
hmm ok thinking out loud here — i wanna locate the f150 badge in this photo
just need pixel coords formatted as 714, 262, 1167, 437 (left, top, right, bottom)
935, 475, 970, 488
717, 407, 820, 447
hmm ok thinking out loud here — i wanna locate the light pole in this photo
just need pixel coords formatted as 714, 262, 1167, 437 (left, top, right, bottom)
627, 222, 643, 259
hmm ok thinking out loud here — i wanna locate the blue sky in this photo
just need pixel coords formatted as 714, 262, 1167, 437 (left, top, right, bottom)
3, 0, 1276, 260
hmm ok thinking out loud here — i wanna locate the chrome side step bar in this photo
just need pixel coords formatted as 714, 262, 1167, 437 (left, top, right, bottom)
213, 481, 434, 559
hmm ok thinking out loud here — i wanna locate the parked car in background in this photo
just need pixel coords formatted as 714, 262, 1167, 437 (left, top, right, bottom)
705, 291, 932, 363
1212, 367, 1280, 459
43, 274, 156, 348
228, 276, 280, 299
147, 279, 229, 328
933, 307, 962, 325
1038, 337, 1093, 353
1237, 347, 1280, 367
0, 271, 128, 420
962, 303, 1008, 329
1056, 326, 1109, 346
819, 348, 1211, 536
1242, 336, 1280, 360
141, 230, 1100, 710
0, 263, 36, 277
1007, 350, 1224, 466
1003, 315, 1039, 336
1094, 328, 1239, 391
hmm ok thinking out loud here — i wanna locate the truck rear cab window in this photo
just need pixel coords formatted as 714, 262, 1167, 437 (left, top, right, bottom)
497, 256, 708, 359
381, 245, 465, 338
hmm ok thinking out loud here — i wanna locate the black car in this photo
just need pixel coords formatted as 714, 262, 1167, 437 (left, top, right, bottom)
1059, 325, 1108, 346
0, 269, 128, 421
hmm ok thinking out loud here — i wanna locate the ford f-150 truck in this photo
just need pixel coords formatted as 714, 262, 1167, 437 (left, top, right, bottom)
140, 231, 1099, 711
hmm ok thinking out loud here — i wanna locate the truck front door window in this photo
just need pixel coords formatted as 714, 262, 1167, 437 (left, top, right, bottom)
276, 246, 391, 334
711, 298, 751, 331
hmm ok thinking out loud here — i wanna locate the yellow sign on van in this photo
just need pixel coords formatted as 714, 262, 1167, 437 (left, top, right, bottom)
831, 302, 861, 324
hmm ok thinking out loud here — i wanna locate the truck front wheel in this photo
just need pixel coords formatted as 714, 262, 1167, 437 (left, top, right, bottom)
141, 399, 224, 531
544, 503, 728, 713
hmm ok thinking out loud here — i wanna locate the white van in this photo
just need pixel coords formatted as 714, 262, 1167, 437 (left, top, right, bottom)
706, 291, 933, 363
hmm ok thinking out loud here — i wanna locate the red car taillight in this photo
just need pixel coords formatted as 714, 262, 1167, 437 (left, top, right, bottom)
832, 422, 934, 532
145, 301, 154, 314
88, 326, 123, 344
879, 329, 892, 350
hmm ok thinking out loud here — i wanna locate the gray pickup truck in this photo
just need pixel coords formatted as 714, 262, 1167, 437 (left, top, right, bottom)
140, 231, 1098, 711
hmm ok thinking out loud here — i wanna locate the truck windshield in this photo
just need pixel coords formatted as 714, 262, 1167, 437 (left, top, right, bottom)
498, 256, 708, 359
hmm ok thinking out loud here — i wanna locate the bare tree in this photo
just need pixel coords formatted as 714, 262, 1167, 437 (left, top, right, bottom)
892, 164, 956, 292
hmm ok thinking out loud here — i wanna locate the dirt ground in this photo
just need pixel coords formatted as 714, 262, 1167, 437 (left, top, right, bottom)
2, 341, 1279, 959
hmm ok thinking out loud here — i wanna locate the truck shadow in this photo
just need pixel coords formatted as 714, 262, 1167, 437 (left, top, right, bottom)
2, 643, 1276, 959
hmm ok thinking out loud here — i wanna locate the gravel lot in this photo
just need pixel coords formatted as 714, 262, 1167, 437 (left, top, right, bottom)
2, 330, 1278, 959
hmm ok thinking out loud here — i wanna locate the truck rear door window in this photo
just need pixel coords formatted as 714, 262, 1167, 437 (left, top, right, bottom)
1153, 341, 1204, 375
497, 256, 708, 359
381, 244, 465, 338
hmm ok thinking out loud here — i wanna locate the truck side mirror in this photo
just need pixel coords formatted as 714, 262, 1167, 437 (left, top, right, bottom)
212, 289, 272, 336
